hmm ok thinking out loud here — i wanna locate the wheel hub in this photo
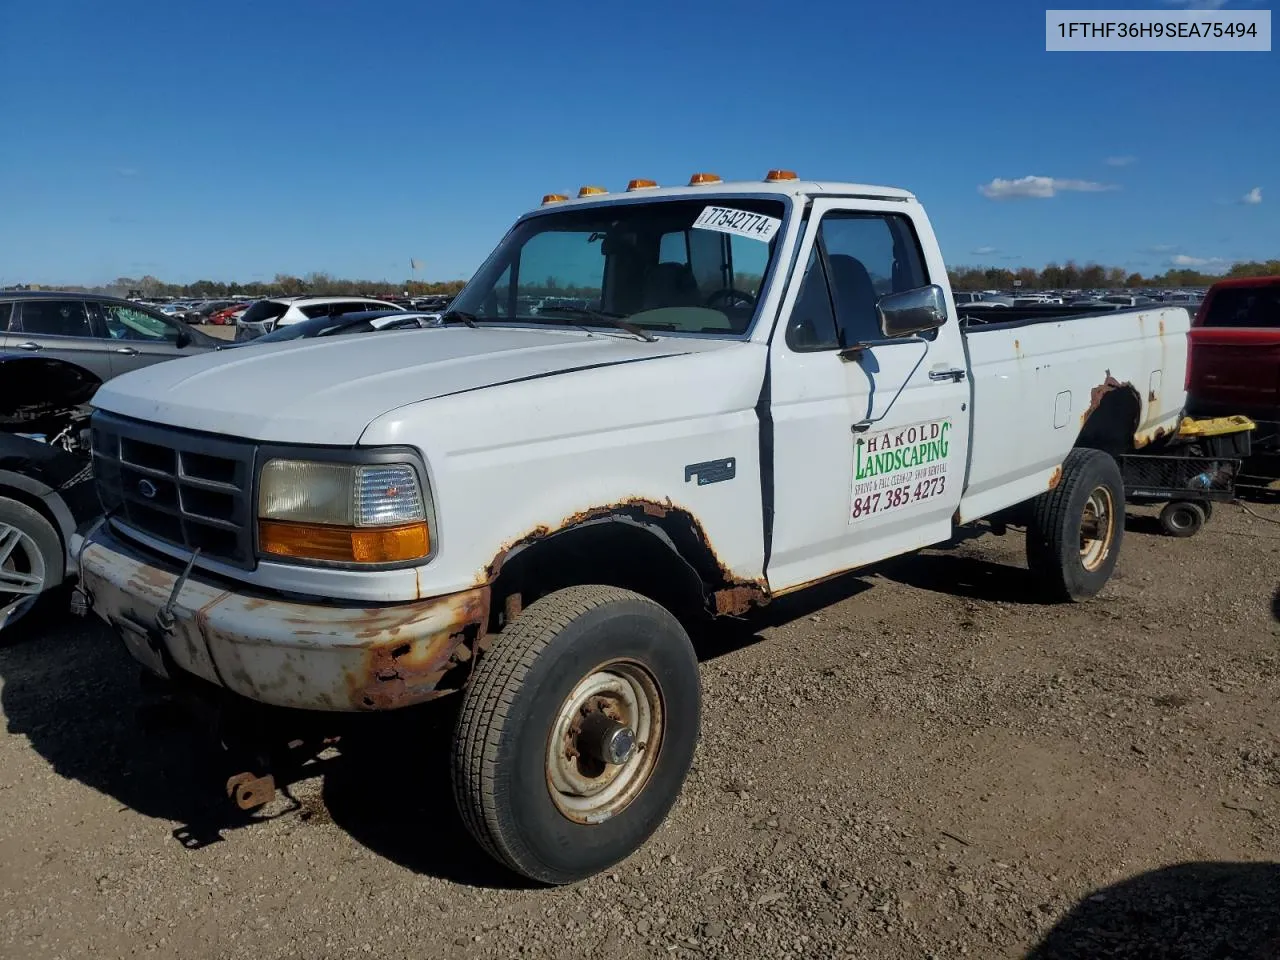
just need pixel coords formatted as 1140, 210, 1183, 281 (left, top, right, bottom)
546, 661, 663, 824
1078, 485, 1115, 572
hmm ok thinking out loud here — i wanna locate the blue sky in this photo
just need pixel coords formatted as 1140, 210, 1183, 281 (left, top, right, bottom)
0, 0, 1273, 285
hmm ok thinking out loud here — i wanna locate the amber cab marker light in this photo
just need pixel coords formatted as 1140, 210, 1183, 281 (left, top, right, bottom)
542, 193, 569, 205
626, 178, 658, 191
688, 172, 722, 185
577, 185, 607, 197
766, 169, 798, 182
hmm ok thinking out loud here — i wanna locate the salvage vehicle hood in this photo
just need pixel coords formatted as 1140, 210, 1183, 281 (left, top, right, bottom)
89, 327, 735, 444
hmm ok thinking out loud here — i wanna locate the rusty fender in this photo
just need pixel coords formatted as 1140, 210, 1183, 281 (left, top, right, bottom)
482, 496, 769, 617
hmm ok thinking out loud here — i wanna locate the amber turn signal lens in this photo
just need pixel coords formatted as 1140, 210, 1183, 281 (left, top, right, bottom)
626, 178, 658, 191
541, 193, 569, 205
577, 185, 607, 197
260, 520, 430, 564
765, 169, 797, 181
688, 172, 722, 185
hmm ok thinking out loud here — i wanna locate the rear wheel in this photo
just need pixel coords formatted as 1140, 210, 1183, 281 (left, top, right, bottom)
0, 496, 62, 636
451, 585, 700, 885
1159, 500, 1206, 538
1026, 449, 1125, 601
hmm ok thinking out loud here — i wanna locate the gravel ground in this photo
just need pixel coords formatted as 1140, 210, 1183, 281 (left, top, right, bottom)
2, 500, 1278, 959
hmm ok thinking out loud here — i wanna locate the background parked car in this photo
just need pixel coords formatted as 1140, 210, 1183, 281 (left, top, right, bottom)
219, 310, 442, 348
0, 354, 101, 634
207, 303, 252, 325
234, 296, 404, 340
0, 292, 219, 384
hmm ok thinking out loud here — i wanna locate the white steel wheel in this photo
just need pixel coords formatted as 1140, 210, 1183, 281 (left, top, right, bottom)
545, 659, 664, 824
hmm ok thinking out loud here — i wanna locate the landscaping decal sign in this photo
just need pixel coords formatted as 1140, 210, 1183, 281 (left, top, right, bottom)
850, 418, 952, 522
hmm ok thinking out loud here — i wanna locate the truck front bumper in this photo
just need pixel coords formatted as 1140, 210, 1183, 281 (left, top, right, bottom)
79, 526, 489, 712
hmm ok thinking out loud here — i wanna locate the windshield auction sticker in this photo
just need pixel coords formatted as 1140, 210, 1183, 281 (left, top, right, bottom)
693, 206, 781, 243
850, 418, 952, 523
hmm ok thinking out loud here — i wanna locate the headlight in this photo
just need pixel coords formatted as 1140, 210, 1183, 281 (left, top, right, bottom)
257, 458, 431, 564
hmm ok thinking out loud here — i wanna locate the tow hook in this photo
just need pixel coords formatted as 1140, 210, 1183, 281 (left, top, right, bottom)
226, 772, 277, 811
69, 586, 91, 617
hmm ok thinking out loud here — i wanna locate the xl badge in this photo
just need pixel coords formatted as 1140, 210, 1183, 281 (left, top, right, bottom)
137, 479, 158, 499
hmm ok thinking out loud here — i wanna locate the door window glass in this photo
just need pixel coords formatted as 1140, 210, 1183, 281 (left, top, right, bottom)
817, 214, 929, 346
17, 300, 92, 337
99, 302, 179, 341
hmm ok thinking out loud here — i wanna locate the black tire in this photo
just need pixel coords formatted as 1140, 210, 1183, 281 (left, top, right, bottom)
1201, 501, 1214, 523
1025, 448, 1125, 602
451, 585, 700, 885
1159, 500, 1206, 538
0, 495, 64, 639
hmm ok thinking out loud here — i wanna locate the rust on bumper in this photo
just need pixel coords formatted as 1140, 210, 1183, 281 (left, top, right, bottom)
81, 527, 491, 713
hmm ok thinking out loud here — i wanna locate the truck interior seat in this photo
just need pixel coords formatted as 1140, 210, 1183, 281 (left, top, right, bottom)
642, 262, 700, 310
825, 254, 881, 343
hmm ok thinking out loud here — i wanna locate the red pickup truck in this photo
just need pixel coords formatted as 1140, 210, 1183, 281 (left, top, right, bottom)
1187, 276, 1280, 451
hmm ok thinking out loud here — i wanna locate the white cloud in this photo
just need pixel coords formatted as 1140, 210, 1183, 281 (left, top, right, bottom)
971, 246, 998, 255
979, 176, 1117, 200
1105, 156, 1137, 167
1159, 0, 1229, 8
1170, 254, 1227, 267
1242, 187, 1263, 205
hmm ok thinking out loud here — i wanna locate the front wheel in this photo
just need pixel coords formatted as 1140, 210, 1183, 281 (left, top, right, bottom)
0, 496, 63, 637
451, 585, 700, 885
1025, 448, 1125, 602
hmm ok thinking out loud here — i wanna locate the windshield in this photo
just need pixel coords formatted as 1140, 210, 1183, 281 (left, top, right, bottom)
449, 197, 787, 337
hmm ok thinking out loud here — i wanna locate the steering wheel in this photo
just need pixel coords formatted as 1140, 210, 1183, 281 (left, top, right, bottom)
704, 288, 757, 310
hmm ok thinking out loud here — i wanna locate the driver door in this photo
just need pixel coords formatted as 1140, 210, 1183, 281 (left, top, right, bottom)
92, 301, 193, 376
765, 199, 970, 592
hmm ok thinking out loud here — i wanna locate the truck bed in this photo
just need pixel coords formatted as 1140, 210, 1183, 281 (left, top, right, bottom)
955, 305, 1192, 524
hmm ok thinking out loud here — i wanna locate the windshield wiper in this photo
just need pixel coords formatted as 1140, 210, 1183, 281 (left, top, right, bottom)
438, 309, 480, 328
535, 306, 657, 343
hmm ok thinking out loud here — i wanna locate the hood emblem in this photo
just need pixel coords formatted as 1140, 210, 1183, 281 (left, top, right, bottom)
137, 479, 158, 500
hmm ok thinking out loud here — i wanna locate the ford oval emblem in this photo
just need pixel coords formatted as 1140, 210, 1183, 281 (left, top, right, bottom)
137, 479, 158, 500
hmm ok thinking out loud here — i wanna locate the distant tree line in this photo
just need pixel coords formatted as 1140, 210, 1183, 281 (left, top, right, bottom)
946, 259, 1280, 291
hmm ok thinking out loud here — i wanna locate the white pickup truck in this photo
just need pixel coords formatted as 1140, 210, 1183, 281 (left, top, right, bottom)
76, 171, 1190, 884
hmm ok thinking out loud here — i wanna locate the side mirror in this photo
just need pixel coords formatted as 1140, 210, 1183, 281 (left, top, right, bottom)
175, 327, 191, 348
877, 284, 949, 338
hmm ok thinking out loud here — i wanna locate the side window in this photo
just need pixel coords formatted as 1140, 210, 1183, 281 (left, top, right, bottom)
0, 303, 12, 331
513, 231, 605, 314
99, 302, 179, 342
785, 247, 840, 351
818, 214, 929, 346
16, 300, 92, 337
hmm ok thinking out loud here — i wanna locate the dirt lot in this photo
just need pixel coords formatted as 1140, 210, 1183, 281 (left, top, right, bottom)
2, 501, 1279, 959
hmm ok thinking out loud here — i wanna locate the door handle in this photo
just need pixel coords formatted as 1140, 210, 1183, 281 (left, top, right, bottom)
16, 341, 42, 351
928, 367, 966, 382
115, 347, 139, 355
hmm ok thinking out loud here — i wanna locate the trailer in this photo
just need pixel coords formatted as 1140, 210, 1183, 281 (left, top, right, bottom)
1120, 415, 1254, 537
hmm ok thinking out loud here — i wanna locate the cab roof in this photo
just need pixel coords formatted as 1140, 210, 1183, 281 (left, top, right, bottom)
529, 178, 916, 212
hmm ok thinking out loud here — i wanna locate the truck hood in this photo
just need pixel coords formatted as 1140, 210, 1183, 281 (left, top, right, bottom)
89, 327, 725, 444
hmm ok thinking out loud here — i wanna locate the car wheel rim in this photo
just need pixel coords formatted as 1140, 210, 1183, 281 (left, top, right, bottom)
0, 521, 47, 629
1168, 506, 1196, 532
1079, 486, 1115, 572
546, 659, 664, 824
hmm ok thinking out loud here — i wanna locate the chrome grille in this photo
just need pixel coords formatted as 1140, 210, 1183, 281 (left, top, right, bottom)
91, 411, 257, 569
